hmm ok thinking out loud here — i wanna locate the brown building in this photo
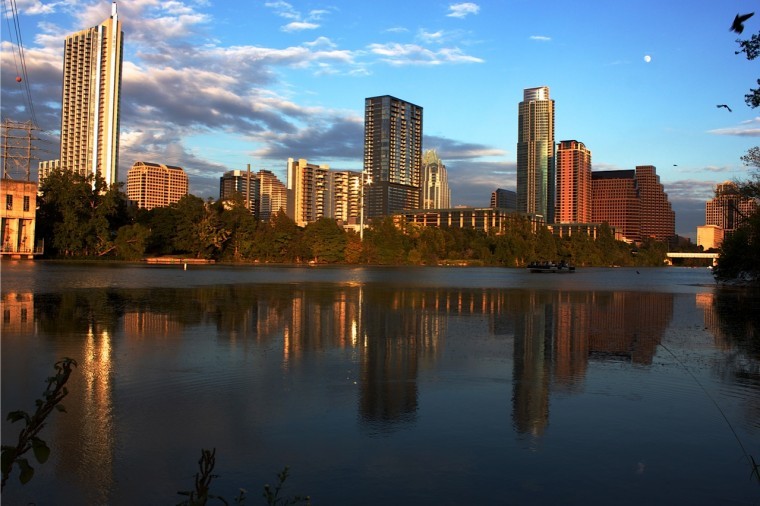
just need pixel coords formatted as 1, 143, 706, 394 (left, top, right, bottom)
555, 140, 591, 223
705, 181, 757, 233
591, 165, 674, 243
591, 170, 642, 242
126, 161, 188, 210
1, 178, 41, 257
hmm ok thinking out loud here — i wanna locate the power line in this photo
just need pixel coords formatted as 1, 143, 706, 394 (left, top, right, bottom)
2, 0, 38, 126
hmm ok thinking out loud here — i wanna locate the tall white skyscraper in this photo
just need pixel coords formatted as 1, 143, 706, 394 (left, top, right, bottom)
57, 2, 123, 186
517, 86, 555, 222
421, 149, 451, 209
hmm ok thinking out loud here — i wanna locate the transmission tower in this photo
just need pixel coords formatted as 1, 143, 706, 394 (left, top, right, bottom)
1, 119, 40, 181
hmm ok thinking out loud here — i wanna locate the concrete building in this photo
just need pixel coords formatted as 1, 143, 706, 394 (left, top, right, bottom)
517, 86, 555, 222
421, 150, 451, 209
591, 170, 642, 243
258, 169, 288, 222
591, 166, 675, 244
127, 161, 188, 210
45, 3, 123, 187
327, 170, 362, 225
364, 95, 423, 219
400, 207, 543, 234
1, 179, 41, 257
555, 140, 591, 224
286, 158, 330, 227
491, 188, 517, 210
219, 168, 259, 215
696, 224, 723, 250
705, 181, 757, 233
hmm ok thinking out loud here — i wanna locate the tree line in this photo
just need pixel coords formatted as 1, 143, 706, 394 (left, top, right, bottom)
35, 168, 671, 267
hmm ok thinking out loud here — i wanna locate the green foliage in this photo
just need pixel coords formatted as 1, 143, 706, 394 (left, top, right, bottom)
1, 358, 77, 490
303, 218, 347, 263
115, 223, 151, 260
736, 31, 760, 108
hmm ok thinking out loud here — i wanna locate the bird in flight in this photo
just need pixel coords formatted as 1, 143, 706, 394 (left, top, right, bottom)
717, 104, 732, 112
731, 12, 754, 34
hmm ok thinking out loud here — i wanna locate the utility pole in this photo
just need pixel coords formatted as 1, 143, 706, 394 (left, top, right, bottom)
0, 119, 39, 181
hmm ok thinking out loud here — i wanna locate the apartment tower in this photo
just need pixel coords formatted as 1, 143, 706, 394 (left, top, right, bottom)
219, 168, 259, 215
363, 95, 423, 219
257, 169, 288, 222
286, 158, 330, 227
634, 165, 675, 241
517, 86, 555, 222
58, 2, 123, 186
421, 149, 451, 209
127, 161, 188, 210
705, 181, 757, 233
555, 140, 591, 223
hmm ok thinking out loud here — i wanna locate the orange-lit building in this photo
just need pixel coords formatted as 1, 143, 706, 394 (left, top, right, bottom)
591, 170, 641, 243
1, 179, 41, 257
635, 165, 675, 242
705, 181, 757, 233
126, 161, 188, 210
555, 140, 591, 223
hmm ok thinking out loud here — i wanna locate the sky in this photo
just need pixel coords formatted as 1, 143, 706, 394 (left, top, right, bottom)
1, 0, 758, 239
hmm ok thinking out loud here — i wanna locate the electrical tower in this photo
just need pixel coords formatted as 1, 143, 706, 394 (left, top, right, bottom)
1, 119, 39, 181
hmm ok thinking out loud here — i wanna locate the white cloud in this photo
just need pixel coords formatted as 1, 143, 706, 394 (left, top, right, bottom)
447, 3, 480, 18
367, 43, 483, 65
530, 35, 551, 42
283, 21, 319, 32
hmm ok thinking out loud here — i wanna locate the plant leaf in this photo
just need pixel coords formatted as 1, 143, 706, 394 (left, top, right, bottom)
6, 410, 29, 423
18, 458, 34, 484
55, 404, 67, 413
31, 438, 51, 464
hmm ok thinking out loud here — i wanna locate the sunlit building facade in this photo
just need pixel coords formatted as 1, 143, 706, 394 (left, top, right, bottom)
219, 168, 259, 216
517, 86, 555, 223
327, 170, 362, 225
286, 158, 330, 227
555, 140, 591, 223
421, 150, 451, 209
258, 169, 288, 222
0, 179, 39, 257
127, 161, 188, 210
635, 165, 675, 242
364, 95, 423, 219
705, 181, 757, 233
591, 170, 642, 243
54, 3, 123, 187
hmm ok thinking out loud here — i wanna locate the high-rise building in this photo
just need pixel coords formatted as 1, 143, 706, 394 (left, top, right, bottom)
219, 168, 259, 215
634, 165, 675, 241
127, 161, 188, 210
491, 188, 517, 210
421, 150, 451, 209
517, 86, 555, 222
55, 2, 123, 187
555, 140, 591, 223
591, 165, 675, 243
257, 169, 288, 222
591, 170, 642, 243
286, 158, 330, 227
364, 95, 423, 219
327, 170, 362, 225
705, 181, 757, 232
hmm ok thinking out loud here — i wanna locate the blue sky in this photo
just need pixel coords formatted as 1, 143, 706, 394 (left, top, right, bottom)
1, 0, 758, 238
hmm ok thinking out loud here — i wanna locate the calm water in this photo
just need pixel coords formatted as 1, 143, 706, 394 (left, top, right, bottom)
1, 262, 759, 505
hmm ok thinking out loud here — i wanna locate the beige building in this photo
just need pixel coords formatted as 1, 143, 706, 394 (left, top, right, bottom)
47, 3, 123, 187
696, 224, 723, 250
258, 169, 288, 222
286, 158, 330, 227
421, 150, 451, 209
327, 170, 362, 225
1, 179, 40, 257
126, 161, 188, 210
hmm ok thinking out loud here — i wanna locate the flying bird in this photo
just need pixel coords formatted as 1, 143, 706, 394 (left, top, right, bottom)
717, 104, 732, 112
731, 12, 754, 34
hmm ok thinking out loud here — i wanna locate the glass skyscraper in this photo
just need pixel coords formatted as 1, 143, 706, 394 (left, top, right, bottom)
517, 86, 555, 222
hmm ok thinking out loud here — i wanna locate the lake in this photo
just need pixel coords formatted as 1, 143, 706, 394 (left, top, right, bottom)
1, 262, 759, 505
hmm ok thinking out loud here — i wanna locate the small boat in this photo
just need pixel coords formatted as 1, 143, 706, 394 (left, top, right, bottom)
527, 261, 576, 273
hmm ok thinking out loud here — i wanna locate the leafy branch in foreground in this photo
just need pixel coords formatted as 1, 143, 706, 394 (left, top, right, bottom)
1, 357, 78, 490
177, 448, 310, 505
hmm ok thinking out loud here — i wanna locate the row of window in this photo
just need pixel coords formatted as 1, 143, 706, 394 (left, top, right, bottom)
5, 195, 30, 212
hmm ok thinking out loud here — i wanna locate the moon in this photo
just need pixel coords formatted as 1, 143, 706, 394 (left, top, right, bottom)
644, 55, 652, 63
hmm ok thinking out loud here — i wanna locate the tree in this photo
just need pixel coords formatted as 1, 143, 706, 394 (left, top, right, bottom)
303, 218, 347, 263
735, 32, 760, 107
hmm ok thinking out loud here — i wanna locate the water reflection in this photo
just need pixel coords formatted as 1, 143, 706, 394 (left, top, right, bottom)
2, 280, 759, 503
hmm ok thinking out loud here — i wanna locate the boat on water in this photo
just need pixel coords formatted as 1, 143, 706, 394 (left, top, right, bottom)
527, 261, 576, 273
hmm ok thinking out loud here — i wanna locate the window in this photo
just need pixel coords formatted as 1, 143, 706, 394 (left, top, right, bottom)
5, 195, 12, 210
23, 196, 30, 212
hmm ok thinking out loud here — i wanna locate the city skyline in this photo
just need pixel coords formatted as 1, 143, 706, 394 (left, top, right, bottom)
1, 0, 758, 238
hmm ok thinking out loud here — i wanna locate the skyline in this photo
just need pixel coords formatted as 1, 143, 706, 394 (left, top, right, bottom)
1, 0, 758, 238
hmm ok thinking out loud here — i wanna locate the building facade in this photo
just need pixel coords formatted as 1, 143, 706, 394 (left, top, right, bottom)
53, 3, 123, 187
591, 170, 642, 243
258, 169, 288, 222
696, 224, 723, 250
705, 181, 757, 233
327, 170, 362, 225
401, 207, 543, 234
421, 150, 451, 209
219, 168, 259, 215
634, 165, 675, 242
555, 140, 591, 223
286, 158, 330, 227
1, 179, 40, 257
491, 188, 517, 210
364, 95, 423, 219
517, 86, 555, 223
127, 161, 188, 210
